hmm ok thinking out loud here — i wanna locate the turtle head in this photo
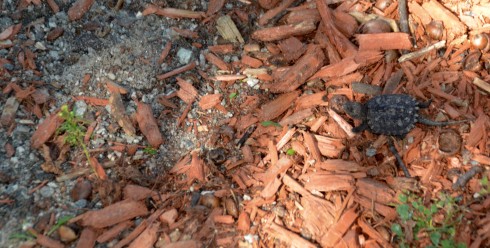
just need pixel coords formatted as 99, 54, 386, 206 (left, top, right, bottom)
343, 101, 367, 120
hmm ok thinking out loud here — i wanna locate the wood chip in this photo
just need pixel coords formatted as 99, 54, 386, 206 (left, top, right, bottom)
260, 91, 300, 121
31, 112, 63, 149
109, 91, 135, 136
67, 0, 95, 21
80, 200, 148, 228
135, 102, 164, 148
357, 33, 412, 51
251, 21, 317, 42
216, 15, 244, 43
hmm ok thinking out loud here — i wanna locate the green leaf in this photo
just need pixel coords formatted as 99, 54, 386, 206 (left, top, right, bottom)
286, 148, 296, 156
229, 92, 238, 100
261, 121, 282, 127
391, 223, 403, 236
397, 204, 411, 221
429, 231, 441, 246
399, 193, 408, 203
143, 147, 158, 155
48, 215, 74, 235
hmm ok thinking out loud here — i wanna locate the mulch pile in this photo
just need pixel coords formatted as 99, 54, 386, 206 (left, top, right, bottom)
2, 0, 490, 247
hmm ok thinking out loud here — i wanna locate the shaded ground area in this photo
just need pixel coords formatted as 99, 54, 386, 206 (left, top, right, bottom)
0, 0, 489, 247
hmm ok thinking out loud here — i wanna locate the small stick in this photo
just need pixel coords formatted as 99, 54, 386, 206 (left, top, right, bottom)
452, 166, 483, 190
387, 137, 411, 177
236, 125, 256, 148
398, 0, 412, 46
156, 62, 197, 80
398, 40, 446, 62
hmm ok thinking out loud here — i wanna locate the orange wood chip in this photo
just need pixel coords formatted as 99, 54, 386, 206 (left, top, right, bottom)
159, 208, 178, 225
213, 215, 235, 224
128, 222, 160, 248
31, 112, 63, 149
123, 184, 156, 201
266, 45, 325, 93
109, 91, 136, 136
356, 178, 396, 205
67, 0, 95, 21
260, 91, 300, 121
198, 94, 222, 110
208, 44, 234, 54
73, 96, 109, 106
251, 21, 317, 42
81, 201, 148, 229
320, 207, 358, 246
143, 4, 204, 19
358, 218, 393, 248
264, 221, 317, 248
76, 227, 97, 248
237, 211, 251, 231
357, 33, 412, 51
176, 77, 198, 104
205, 53, 230, 71
302, 174, 355, 192
136, 102, 164, 148
97, 221, 133, 243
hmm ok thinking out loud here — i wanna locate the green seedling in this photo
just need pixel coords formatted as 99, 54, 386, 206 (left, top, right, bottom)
57, 104, 92, 169
391, 192, 466, 248
261, 121, 282, 127
9, 232, 35, 241
286, 148, 296, 156
143, 146, 158, 155
479, 176, 489, 196
47, 215, 73, 236
229, 92, 238, 100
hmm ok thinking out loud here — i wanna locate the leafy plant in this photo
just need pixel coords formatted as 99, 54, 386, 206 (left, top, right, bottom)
286, 148, 295, 156
47, 215, 73, 235
479, 175, 489, 196
229, 92, 238, 100
261, 121, 282, 127
391, 192, 467, 248
57, 104, 91, 159
143, 146, 158, 155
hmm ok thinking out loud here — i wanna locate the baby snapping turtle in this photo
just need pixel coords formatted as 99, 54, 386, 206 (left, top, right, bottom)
343, 94, 466, 138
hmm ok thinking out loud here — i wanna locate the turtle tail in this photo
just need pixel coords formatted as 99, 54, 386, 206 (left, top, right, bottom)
418, 116, 468, 126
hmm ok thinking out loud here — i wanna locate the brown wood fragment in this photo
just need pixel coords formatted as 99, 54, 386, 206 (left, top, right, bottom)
320, 207, 358, 246
113, 208, 164, 248
199, 94, 222, 110
358, 218, 392, 248
176, 78, 198, 104
260, 91, 300, 121
472, 77, 490, 93
356, 178, 395, 205
128, 222, 160, 248
109, 91, 135, 136
156, 62, 197, 80
35, 232, 65, 248
105, 78, 128, 94
159, 208, 178, 225
214, 215, 235, 224
158, 42, 172, 64
46, 27, 64, 41
76, 227, 97, 248
205, 53, 230, 71
81, 200, 148, 228
408, 2, 431, 25
256, 157, 293, 198
171, 27, 199, 39
164, 241, 200, 248
302, 174, 355, 192
237, 211, 251, 231
216, 15, 244, 43
135, 102, 164, 148
143, 4, 204, 19
208, 44, 234, 54
46, 0, 59, 13
67, 0, 95, 21
251, 21, 317, 42
303, 131, 323, 162
357, 33, 412, 51
97, 221, 133, 243
327, 108, 356, 138
1, 97, 19, 128
31, 112, 63, 149
316, 0, 358, 58
279, 108, 313, 126
206, 0, 225, 16
265, 45, 325, 93
258, 0, 295, 26
264, 221, 317, 248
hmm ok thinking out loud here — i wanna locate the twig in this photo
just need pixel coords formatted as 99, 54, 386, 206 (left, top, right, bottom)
398, 40, 446, 62
156, 62, 197, 80
387, 137, 411, 177
397, 0, 413, 47
452, 166, 483, 190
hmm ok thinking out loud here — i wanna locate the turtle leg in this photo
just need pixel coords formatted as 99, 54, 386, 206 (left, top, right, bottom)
418, 116, 467, 126
417, 99, 432, 109
352, 121, 369, 133
387, 137, 411, 177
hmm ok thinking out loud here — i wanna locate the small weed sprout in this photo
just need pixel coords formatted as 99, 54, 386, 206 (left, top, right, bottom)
57, 104, 92, 168
391, 192, 467, 248
143, 146, 158, 155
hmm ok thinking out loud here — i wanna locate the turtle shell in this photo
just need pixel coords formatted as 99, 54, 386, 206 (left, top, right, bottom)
366, 94, 419, 136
